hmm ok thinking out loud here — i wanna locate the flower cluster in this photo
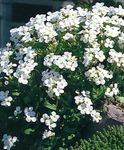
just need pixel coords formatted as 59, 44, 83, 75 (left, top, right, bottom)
42, 130, 55, 140
85, 64, 113, 85
74, 91, 102, 123
104, 38, 114, 48
75, 90, 93, 115
10, 26, 32, 44
57, 5, 80, 31
83, 47, 105, 67
13, 47, 38, 84
90, 110, 102, 123
10, 15, 58, 44
118, 32, 124, 49
108, 49, 124, 70
0, 91, 13, 107
37, 22, 57, 43
24, 107, 37, 122
2, 134, 18, 150
105, 83, 119, 97
42, 70, 67, 97
44, 52, 78, 71
0, 44, 16, 77
40, 111, 60, 139
104, 25, 120, 38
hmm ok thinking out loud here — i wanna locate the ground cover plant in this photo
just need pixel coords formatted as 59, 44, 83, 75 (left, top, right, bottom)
71, 125, 124, 150
0, 2, 124, 150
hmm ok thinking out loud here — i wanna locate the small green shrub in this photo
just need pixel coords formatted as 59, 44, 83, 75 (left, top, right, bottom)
71, 125, 124, 150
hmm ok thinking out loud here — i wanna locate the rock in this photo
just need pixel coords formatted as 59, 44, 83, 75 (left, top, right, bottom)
106, 103, 124, 123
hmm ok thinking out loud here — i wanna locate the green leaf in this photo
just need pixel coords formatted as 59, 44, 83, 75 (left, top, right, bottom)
44, 101, 57, 110
67, 134, 75, 140
24, 128, 35, 135
92, 86, 105, 99
43, 148, 51, 150
12, 91, 20, 96
116, 96, 124, 104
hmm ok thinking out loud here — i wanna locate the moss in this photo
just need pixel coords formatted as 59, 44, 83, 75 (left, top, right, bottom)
70, 125, 124, 150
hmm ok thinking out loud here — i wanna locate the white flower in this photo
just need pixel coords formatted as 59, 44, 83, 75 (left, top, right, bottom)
85, 64, 113, 85
40, 113, 49, 123
43, 53, 56, 67
90, 110, 102, 123
13, 47, 37, 84
83, 47, 105, 66
24, 107, 37, 122
74, 90, 93, 115
14, 106, 22, 116
105, 38, 114, 48
42, 130, 55, 140
26, 14, 58, 43
75, 90, 102, 123
10, 26, 32, 44
0, 91, 13, 107
50, 111, 60, 122
92, 3, 108, 16
108, 49, 124, 70
57, 5, 80, 31
44, 52, 78, 71
2, 134, 18, 150
42, 70, 67, 97
0, 46, 16, 77
40, 111, 59, 130
40, 111, 59, 139
63, 33, 74, 40
115, 5, 124, 16
4, 81, 9, 85
104, 25, 120, 37
47, 11, 61, 22
118, 32, 124, 49
38, 22, 57, 43
63, 52, 78, 71
105, 83, 119, 97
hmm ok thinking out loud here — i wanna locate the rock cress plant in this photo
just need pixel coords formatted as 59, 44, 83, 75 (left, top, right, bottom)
0, 3, 124, 149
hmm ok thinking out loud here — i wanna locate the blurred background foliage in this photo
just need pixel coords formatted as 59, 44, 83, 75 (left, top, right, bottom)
53, 0, 124, 7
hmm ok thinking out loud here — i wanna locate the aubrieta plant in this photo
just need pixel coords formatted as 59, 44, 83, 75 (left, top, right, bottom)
0, 2, 124, 150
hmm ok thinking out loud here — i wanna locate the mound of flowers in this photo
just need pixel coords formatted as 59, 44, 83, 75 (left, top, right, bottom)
0, 2, 124, 149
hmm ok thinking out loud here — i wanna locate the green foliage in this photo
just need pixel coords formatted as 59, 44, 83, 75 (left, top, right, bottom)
29, 125, 124, 150
54, 0, 120, 7
93, 0, 118, 7
71, 125, 124, 150
24, 128, 35, 135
